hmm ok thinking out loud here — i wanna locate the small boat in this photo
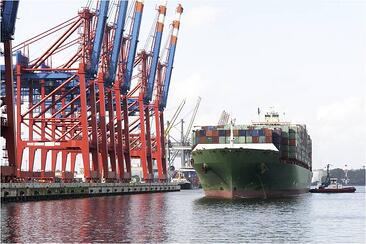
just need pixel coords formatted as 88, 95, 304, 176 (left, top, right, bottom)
310, 164, 356, 193
171, 176, 192, 190
171, 167, 200, 190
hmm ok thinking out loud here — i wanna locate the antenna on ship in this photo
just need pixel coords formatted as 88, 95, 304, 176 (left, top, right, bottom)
344, 164, 349, 185
229, 118, 236, 147
324, 164, 332, 187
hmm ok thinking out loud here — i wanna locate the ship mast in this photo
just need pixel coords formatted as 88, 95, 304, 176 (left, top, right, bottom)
344, 164, 349, 185
324, 164, 331, 187
230, 118, 236, 147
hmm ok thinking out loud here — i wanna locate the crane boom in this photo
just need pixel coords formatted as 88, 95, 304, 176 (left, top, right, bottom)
87, 0, 110, 78
218, 110, 230, 125
159, 4, 183, 111
143, 1, 167, 105
183, 97, 201, 143
105, 0, 129, 86
121, 0, 144, 95
1, 0, 19, 41
164, 98, 185, 137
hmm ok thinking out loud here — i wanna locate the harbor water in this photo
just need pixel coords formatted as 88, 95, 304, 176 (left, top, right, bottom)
1, 187, 365, 243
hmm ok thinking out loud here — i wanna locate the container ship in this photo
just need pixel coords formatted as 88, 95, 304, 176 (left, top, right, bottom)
191, 111, 312, 199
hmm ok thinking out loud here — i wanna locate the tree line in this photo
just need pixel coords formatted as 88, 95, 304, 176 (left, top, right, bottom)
321, 168, 365, 186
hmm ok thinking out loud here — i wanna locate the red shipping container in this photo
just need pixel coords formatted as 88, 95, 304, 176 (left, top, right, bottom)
252, 136, 259, 143
213, 137, 219, 143
233, 130, 239, 137
206, 130, 213, 136
212, 130, 219, 137
265, 136, 272, 143
289, 139, 296, 146
225, 130, 231, 136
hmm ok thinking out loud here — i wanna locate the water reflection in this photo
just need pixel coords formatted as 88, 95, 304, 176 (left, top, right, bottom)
194, 194, 307, 206
191, 195, 313, 243
1, 193, 168, 243
1, 189, 365, 243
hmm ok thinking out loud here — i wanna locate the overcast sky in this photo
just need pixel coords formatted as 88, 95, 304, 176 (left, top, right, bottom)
10, 0, 366, 170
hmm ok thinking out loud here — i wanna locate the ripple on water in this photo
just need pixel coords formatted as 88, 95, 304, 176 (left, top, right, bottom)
1, 187, 365, 243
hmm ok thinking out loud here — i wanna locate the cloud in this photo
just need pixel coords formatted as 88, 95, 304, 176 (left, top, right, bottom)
311, 96, 366, 168
184, 5, 219, 29
168, 73, 204, 104
315, 96, 365, 139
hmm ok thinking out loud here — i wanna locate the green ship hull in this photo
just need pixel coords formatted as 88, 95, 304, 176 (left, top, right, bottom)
192, 147, 312, 199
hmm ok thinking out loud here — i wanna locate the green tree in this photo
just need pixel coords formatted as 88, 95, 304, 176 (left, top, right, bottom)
348, 169, 365, 185
320, 168, 365, 186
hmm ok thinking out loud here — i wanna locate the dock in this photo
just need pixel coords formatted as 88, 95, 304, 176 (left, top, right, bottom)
1, 182, 180, 202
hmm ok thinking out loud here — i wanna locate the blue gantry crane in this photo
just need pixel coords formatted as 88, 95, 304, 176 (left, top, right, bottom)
87, 0, 110, 78
1, 0, 20, 181
105, 0, 128, 86
143, 1, 167, 105
160, 4, 183, 111
121, 0, 144, 95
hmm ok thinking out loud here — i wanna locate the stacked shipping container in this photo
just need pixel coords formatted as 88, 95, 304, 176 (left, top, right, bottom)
192, 124, 312, 168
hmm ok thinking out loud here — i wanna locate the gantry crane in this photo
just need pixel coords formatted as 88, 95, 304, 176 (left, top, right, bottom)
167, 97, 201, 168
153, 4, 184, 181
0, 0, 184, 183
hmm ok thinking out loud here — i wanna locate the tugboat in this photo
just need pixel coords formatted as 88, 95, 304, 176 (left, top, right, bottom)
171, 167, 200, 190
310, 164, 356, 193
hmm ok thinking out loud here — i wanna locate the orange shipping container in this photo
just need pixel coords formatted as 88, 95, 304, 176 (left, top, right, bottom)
199, 136, 207, 144
206, 130, 213, 136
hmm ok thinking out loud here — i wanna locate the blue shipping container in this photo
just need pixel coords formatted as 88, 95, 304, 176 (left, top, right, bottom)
218, 130, 226, 136
239, 130, 246, 136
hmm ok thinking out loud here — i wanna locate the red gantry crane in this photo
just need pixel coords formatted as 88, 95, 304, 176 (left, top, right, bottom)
127, 0, 168, 182
0, 0, 184, 183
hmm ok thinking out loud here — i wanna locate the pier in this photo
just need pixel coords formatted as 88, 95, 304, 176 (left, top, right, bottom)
1, 182, 180, 202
